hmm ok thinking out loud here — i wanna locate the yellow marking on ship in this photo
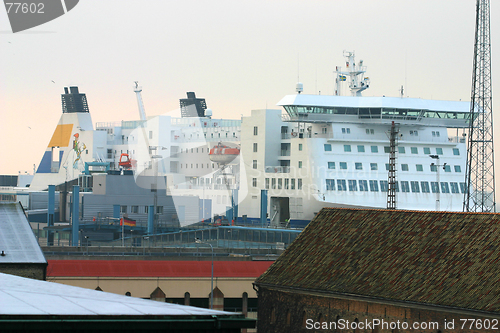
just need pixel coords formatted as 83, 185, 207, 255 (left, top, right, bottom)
47, 124, 74, 147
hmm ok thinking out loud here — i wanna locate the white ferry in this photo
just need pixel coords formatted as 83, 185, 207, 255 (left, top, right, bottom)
27, 52, 469, 228
238, 52, 469, 226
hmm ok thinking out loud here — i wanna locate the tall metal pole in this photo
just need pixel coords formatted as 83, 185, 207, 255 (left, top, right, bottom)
153, 159, 158, 232
430, 155, 441, 211
436, 161, 440, 211
47, 185, 55, 246
195, 238, 214, 309
210, 244, 214, 309
71, 185, 80, 246
464, 0, 495, 212
387, 121, 398, 209
202, 180, 205, 224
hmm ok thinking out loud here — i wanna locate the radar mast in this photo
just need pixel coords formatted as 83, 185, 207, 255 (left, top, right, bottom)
334, 51, 370, 96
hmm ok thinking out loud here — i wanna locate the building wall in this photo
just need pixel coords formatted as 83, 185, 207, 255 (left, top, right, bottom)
79, 174, 200, 225
0, 263, 46, 280
48, 274, 257, 331
49, 276, 257, 299
257, 287, 500, 333
239, 109, 283, 220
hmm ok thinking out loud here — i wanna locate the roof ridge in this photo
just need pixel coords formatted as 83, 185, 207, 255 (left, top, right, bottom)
321, 206, 499, 215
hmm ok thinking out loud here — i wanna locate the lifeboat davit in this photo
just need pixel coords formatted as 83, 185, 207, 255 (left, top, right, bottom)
208, 142, 240, 165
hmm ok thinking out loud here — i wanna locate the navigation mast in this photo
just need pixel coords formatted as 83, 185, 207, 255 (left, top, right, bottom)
334, 51, 370, 96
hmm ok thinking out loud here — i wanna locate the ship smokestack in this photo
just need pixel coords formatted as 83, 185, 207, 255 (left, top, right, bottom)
180, 92, 207, 118
61, 86, 89, 113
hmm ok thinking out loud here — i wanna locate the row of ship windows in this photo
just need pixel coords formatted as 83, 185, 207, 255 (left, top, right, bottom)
327, 162, 462, 173
284, 105, 468, 120
121, 205, 163, 214
324, 144, 460, 156
119, 131, 235, 143
342, 128, 423, 136
258, 178, 304, 190
171, 132, 238, 141
325, 179, 466, 194
180, 163, 218, 169
119, 195, 234, 213
180, 147, 207, 153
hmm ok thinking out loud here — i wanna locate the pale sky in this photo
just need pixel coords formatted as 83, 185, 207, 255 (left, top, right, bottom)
0, 0, 499, 179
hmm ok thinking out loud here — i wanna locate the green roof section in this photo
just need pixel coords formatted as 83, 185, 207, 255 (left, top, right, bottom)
255, 208, 500, 313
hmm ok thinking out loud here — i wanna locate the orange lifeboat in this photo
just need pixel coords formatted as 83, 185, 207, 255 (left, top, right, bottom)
118, 153, 136, 169
208, 142, 240, 165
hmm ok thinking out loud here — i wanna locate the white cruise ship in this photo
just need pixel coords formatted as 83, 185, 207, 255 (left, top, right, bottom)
28, 52, 470, 228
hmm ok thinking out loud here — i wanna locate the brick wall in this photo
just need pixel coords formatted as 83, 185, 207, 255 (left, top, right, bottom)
257, 287, 499, 333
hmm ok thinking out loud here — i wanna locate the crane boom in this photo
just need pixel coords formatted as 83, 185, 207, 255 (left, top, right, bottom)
134, 81, 147, 121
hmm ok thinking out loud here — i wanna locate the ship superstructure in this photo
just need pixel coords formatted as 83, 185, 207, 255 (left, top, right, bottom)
239, 52, 469, 226
29, 52, 470, 227
29, 88, 243, 226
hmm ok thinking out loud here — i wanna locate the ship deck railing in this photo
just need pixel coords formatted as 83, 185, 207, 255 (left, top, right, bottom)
265, 166, 290, 173
172, 184, 238, 191
38, 225, 302, 253
278, 132, 466, 144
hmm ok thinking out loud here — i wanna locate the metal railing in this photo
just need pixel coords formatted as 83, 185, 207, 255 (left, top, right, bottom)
281, 133, 291, 139
265, 166, 290, 173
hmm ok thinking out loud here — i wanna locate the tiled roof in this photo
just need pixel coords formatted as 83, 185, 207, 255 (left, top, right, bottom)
255, 208, 500, 313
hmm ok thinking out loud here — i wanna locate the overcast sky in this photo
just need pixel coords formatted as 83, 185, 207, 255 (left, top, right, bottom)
0, 0, 499, 178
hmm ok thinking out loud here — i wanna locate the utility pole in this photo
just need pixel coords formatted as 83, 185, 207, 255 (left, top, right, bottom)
430, 155, 447, 211
464, 0, 496, 212
387, 121, 398, 209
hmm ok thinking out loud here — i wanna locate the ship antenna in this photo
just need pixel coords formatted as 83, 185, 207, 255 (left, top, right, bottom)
404, 49, 408, 97
296, 53, 303, 94
297, 53, 300, 82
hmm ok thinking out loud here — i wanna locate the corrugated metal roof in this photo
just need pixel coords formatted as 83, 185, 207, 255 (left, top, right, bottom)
47, 260, 273, 278
0, 202, 46, 264
255, 208, 500, 313
0, 272, 235, 315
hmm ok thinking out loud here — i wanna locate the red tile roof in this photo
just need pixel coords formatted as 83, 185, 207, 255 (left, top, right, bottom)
47, 260, 273, 278
255, 208, 500, 313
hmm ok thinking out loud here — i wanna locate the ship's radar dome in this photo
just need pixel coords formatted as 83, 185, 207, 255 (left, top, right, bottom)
205, 108, 213, 117
296, 82, 303, 94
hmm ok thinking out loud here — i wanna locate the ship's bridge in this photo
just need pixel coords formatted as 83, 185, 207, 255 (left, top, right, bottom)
278, 94, 471, 128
